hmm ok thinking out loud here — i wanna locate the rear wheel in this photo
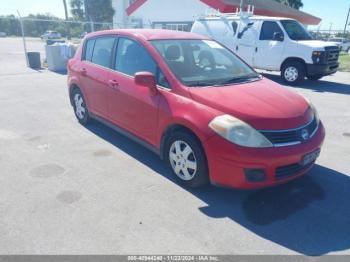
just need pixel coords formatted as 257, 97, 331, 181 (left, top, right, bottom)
281, 61, 306, 86
71, 88, 90, 125
165, 131, 209, 188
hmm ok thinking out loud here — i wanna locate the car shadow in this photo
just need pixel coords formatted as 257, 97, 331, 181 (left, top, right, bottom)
262, 73, 350, 95
85, 120, 350, 256
50, 69, 67, 75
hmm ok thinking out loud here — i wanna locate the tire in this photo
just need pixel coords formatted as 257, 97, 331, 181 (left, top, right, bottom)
71, 88, 90, 125
281, 61, 306, 86
165, 131, 209, 188
307, 75, 323, 81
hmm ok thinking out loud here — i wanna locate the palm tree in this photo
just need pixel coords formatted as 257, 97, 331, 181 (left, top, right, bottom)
62, 0, 70, 39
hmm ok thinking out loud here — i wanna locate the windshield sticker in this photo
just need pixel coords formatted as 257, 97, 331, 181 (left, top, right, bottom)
203, 40, 224, 49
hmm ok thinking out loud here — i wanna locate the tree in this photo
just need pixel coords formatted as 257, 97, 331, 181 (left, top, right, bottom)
275, 0, 303, 10
0, 15, 20, 36
70, 0, 115, 23
70, 0, 85, 21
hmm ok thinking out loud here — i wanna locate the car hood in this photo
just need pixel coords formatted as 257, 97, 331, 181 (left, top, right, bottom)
189, 78, 313, 130
297, 40, 337, 49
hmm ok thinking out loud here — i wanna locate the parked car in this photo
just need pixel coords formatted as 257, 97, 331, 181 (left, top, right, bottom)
191, 15, 340, 85
67, 29, 325, 189
0, 32, 7, 37
327, 37, 350, 52
41, 30, 61, 40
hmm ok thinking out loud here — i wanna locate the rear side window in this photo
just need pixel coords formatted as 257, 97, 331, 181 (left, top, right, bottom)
91, 36, 115, 68
84, 39, 95, 61
260, 21, 283, 40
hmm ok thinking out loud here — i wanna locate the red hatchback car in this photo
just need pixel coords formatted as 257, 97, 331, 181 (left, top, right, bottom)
67, 29, 325, 189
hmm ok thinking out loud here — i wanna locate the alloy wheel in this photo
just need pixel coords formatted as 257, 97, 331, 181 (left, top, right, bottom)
169, 140, 197, 181
284, 66, 299, 82
74, 93, 86, 120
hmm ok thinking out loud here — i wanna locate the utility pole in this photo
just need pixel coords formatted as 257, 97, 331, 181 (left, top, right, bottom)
344, 5, 350, 37
62, 0, 70, 39
317, 23, 321, 39
328, 22, 333, 40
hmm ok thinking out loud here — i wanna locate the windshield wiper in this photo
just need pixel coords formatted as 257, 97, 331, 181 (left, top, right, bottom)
219, 75, 260, 85
186, 81, 212, 87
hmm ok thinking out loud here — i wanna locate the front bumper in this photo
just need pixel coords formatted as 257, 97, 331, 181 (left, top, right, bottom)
306, 63, 339, 77
203, 122, 325, 189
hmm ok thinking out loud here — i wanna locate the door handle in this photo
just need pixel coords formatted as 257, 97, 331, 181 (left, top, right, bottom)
255, 47, 258, 52
236, 46, 239, 51
80, 68, 87, 76
108, 79, 119, 90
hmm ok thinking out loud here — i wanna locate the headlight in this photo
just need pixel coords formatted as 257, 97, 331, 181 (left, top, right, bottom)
307, 99, 320, 125
312, 51, 325, 64
209, 115, 273, 148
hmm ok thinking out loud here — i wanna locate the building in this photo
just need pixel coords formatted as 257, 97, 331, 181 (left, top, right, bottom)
112, 0, 321, 30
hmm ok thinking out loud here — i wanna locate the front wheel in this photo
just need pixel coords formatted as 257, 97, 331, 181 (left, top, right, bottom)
165, 131, 209, 188
281, 61, 306, 86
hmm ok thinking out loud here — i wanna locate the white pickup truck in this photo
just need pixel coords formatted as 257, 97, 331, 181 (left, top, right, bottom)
328, 38, 350, 53
191, 14, 340, 85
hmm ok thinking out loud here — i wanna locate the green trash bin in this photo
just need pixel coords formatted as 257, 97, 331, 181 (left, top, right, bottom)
27, 52, 41, 69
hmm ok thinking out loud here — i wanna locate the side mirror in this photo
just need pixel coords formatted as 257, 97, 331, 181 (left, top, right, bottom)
273, 32, 284, 41
134, 72, 158, 96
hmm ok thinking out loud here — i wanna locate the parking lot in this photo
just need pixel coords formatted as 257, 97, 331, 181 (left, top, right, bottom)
0, 37, 350, 255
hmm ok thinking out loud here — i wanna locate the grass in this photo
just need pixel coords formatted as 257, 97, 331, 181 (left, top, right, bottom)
339, 52, 350, 72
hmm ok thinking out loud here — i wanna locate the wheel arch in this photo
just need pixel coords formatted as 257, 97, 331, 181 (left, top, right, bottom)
280, 57, 306, 71
69, 83, 90, 110
159, 123, 207, 160
69, 83, 80, 106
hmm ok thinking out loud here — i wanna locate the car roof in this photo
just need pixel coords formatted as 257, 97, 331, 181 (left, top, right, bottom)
85, 29, 209, 41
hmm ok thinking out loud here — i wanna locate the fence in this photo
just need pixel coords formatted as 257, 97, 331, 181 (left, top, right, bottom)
0, 16, 156, 40
309, 29, 350, 40
1, 15, 349, 39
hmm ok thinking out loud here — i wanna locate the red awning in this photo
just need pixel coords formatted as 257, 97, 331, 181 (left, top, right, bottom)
126, 0, 148, 16
126, 0, 321, 25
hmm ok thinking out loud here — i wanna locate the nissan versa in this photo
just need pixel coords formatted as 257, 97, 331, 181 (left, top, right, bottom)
67, 29, 325, 189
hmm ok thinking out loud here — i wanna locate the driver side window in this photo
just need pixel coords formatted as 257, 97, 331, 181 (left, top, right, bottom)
260, 21, 284, 41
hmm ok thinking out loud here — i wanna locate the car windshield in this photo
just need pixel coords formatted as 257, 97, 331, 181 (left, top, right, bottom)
280, 20, 313, 41
151, 39, 260, 87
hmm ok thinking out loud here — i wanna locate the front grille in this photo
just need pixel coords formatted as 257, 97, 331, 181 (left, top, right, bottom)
325, 46, 340, 65
275, 162, 314, 180
260, 117, 318, 146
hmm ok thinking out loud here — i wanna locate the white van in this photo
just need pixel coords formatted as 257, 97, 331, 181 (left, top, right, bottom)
191, 14, 340, 85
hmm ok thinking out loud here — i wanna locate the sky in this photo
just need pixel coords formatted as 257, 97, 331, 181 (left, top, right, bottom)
0, 0, 349, 30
